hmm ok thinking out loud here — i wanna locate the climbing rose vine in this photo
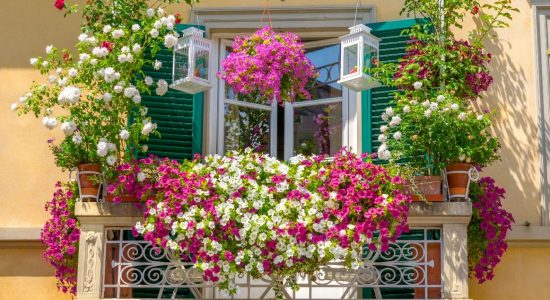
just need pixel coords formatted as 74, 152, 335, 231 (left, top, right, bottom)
41, 182, 80, 295
121, 148, 411, 296
468, 176, 514, 283
219, 26, 317, 104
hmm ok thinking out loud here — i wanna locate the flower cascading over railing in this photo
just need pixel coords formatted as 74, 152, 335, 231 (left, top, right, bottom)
109, 148, 411, 296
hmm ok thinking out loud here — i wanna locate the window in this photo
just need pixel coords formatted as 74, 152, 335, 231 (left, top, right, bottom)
217, 38, 349, 160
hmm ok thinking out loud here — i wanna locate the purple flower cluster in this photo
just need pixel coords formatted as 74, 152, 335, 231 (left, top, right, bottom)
219, 26, 317, 104
469, 176, 514, 283
41, 182, 80, 295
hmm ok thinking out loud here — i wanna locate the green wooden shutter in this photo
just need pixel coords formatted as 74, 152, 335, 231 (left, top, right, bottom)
361, 19, 423, 155
141, 24, 205, 160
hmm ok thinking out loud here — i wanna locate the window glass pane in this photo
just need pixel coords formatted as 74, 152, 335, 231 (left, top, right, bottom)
224, 103, 271, 154
343, 44, 359, 76
306, 44, 342, 100
294, 102, 342, 156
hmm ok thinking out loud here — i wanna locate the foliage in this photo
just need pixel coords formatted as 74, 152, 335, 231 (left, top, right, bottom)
219, 26, 318, 105
391, 39, 493, 101
377, 91, 500, 175
12, 3, 197, 175
118, 148, 411, 297
468, 177, 514, 283
41, 181, 80, 295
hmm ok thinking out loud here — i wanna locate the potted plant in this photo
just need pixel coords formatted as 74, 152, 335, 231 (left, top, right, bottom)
378, 91, 500, 201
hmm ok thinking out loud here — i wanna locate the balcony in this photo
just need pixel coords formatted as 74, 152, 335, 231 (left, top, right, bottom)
74, 202, 471, 300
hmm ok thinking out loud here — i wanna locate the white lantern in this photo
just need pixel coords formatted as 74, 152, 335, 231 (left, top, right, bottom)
338, 24, 381, 91
170, 27, 212, 94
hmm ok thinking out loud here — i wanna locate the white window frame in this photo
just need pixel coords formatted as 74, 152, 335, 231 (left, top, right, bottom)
192, 6, 375, 158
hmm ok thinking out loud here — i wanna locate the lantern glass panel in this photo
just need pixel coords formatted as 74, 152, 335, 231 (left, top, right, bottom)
364, 42, 378, 70
194, 47, 209, 81
342, 44, 359, 76
174, 45, 190, 82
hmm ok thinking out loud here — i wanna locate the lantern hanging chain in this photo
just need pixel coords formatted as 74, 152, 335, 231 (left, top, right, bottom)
353, 0, 362, 26
260, 0, 273, 28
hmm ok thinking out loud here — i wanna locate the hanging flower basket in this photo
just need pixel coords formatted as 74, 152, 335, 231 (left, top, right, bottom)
219, 26, 317, 104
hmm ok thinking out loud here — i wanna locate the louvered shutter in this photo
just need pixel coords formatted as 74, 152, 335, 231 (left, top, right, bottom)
141, 24, 205, 160
361, 19, 423, 155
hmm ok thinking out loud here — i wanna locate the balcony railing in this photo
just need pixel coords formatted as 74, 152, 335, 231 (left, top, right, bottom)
75, 202, 471, 300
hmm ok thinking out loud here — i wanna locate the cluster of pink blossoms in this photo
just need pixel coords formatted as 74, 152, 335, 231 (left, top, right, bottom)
468, 176, 514, 283
219, 26, 317, 105
41, 182, 80, 295
119, 148, 411, 295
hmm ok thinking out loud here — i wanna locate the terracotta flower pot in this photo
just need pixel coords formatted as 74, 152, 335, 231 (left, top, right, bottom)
446, 163, 474, 200
403, 176, 444, 202
77, 163, 102, 201
104, 192, 137, 203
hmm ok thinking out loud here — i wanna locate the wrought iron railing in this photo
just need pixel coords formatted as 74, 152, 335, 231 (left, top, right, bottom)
103, 228, 442, 299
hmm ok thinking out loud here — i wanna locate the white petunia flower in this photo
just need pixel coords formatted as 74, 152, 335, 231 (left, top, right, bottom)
413, 81, 423, 90
403, 105, 411, 113
72, 133, 82, 144
97, 141, 109, 157
150, 28, 159, 38
103, 92, 112, 103
458, 112, 467, 121
164, 34, 178, 48
111, 29, 125, 39
106, 155, 117, 166
132, 43, 142, 53
424, 109, 432, 118
144, 76, 153, 86
61, 121, 77, 136
58, 86, 81, 104
68, 68, 77, 78
119, 129, 130, 140
46, 45, 54, 54
437, 95, 445, 102
141, 122, 157, 135
131, 24, 141, 32
30, 58, 38, 66
154, 60, 162, 70
393, 131, 402, 140
103, 25, 112, 33
137, 172, 146, 182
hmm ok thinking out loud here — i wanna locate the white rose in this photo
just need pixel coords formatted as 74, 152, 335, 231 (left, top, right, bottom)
133, 95, 141, 104
114, 85, 123, 94
144, 76, 153, 86
429, 102, 438, 111
389, 116, 401, 127
132, 43, 142, 53
103, 93, 112, 102
422, 100, 430, 108
78, 33, 88, 42
111, 29, 125, 39
424, 109, 432, 118
72, 133, 82, 144
141, 122, 157, 135
90, 59, 98, 66
46, 45, 54, 54
103, 25, 112, 33
150, 28, 159, 38
58, 86, 81, 104
458, 112, 467, 121
437, 95, 445, 102
123, 86, 138, 98
42, 61, 49, 68
154, 60, 162, 70
61, 121, 77, 136
106, 155, 117, 166
413, 81, 423, 90
477, 115, 484, 121
131, 24, 141, 32
164, 34, 178, 48
119, 129, 130, 140
385, 107, 394, 117
377, 134, 387, 143
450, 103, 459, 111
146, 8, 155, 17
42, 117, 58, 130
403, 105, 411, 113
30, 58, 38, 66
10, 103, 18, 111
393, 131, 402, 140
68, 68, 77, 78
153, 20, 162, 29
96, 141, 109, 157
380, 125, 388, 133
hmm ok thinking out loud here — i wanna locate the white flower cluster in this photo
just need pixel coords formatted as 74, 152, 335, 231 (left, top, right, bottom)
156, 79, 168, 96
58, 86, 81, 104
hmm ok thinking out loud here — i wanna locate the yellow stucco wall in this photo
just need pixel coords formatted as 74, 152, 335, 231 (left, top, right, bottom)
0, 0, 546, 299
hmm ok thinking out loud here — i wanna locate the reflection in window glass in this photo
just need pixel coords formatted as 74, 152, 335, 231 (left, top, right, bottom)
225, 104, 271, 154
194, 49, 209, 80
306, 44, 342, 100
343, 44, 359, 76
294, 103, 342, 156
